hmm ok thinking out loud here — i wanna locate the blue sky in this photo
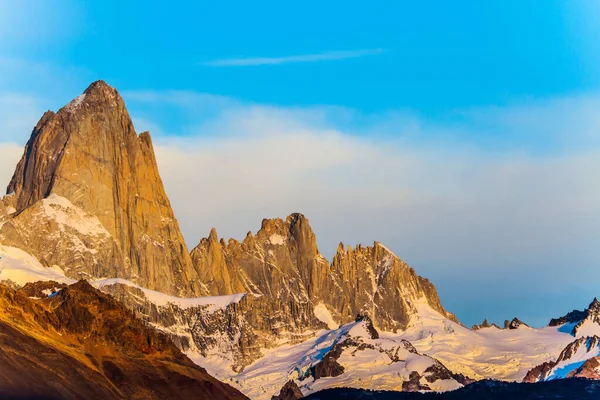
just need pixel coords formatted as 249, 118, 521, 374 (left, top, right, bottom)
1, 0, 600, 327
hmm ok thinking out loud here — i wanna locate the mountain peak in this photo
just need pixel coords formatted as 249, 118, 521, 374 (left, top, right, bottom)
209, 227, 219, 242
59, 80, 122, 115
286, 212, 307, 225
83, 79, 120, 100
589, 298, 600, 311
2, 81, 205, 296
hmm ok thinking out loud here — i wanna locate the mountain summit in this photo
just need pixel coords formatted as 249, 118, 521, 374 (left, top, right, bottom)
2, 81, 206, 296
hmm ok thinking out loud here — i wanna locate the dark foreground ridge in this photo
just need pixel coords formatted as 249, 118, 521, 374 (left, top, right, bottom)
304, 379, 600, 400
0, 280, 247, 400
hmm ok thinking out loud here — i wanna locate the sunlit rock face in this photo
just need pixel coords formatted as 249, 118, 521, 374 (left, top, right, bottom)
191, 213, 457, 334
2, 81, 207, 297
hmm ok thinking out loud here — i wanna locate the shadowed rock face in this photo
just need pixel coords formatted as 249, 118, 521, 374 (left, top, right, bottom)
0, 280, 247, 400
2, 81, 206, 297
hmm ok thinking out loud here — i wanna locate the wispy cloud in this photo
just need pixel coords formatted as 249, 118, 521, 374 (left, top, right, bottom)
201, 48, 387, 67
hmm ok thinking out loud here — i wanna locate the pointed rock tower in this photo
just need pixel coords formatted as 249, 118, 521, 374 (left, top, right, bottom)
2, 81, 206, 296
191, 212, 457, 333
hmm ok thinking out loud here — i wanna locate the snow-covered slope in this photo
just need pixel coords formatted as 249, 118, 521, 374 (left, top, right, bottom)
547, 336, 600, 380
197, 316, 463, 400
524, 300, 600, 382
195, 299, 576, 399
399, 299, 574, 381
2, 242, 598, 399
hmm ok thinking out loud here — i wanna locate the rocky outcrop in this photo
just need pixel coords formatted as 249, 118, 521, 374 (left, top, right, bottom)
98, 280, 323, 372
523, 336, 600, 382
0, 280, 247, 400
19, 280, 67, 298
472, 319, 491, 330
1, 81, 206, 296
271, 381, 304, 400
507, 318, 529, 329
567, 357, 600, 379
548, 298, 600, 337
188, 214, 458, 370
328, 241, 458, 332
523, 360, 557, 383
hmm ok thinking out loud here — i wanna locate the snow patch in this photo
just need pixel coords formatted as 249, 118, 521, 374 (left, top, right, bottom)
313, 303, 338, 330
269, 234, 286, 245
40, 194, 111, 238
0, 245, 75, 286
574, 319, 600, 338
91, 277, 245, 312
63, 94, 86, 113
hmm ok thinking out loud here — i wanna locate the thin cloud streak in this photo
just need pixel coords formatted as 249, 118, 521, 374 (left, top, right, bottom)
201, 48, 387, 67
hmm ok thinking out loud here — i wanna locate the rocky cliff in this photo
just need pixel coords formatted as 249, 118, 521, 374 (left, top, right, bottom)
1, 81, 206, 296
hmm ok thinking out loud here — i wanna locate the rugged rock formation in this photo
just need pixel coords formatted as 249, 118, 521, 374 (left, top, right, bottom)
0, 280, 247, 400
472, 318, 491, 330
271, 381, 304, 400
187, 214, 458, 370
329, 241, 458, 331
191, 214, 457, 334
102, 280, 325, 372
472, 317, 528, 331
300, 316, 463, 393
567, 357, 600, 379
1, 81, 206, 296
507, 318, 529, 329
523, 336, 600, 382
549, 298, 600, 337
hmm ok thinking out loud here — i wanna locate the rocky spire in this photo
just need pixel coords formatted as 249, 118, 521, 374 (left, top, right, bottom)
2, 81, 206, 296
191, 212, 458, 334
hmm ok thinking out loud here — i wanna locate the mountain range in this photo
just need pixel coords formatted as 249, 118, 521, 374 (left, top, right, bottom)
0, 81, 598, 399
